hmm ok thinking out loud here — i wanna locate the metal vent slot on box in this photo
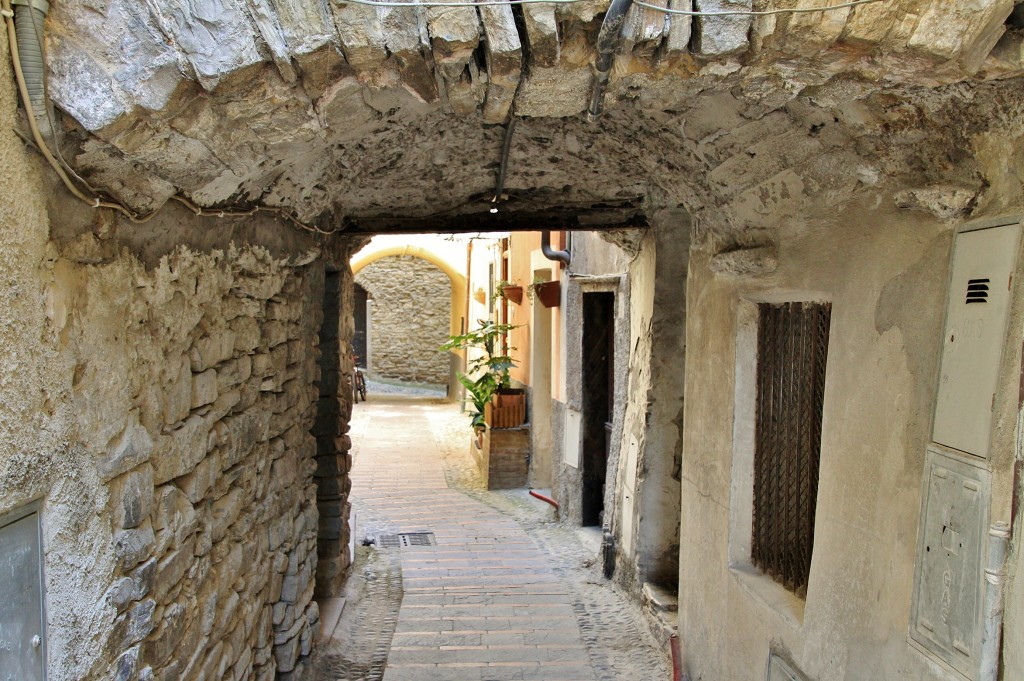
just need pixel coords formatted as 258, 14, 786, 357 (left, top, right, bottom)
965, 278, 989, 304
378, 532, 437, 548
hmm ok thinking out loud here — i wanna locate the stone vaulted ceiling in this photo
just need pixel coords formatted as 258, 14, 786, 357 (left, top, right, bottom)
39, 0, 1024, 240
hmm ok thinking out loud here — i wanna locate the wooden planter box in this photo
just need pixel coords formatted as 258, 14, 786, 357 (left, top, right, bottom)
499, 285, 523, 304
533, 281, 561, 308
486, 390, 526, 429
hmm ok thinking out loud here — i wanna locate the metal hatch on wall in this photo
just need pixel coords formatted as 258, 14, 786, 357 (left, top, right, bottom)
0, 502, 46, 681
932, 219, 1022, 459
910, 447, 991, 679
910, 217, 1022, 681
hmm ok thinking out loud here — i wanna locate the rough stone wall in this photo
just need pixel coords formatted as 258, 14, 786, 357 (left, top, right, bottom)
355, 255, 450, 386
0, 39, 356, 674
2, 218, 340, 681
68, 245, 327, 681
312, 269, 354, 598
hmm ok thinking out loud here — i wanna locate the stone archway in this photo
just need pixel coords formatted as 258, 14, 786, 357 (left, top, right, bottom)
354, 255, 453, 388
352, 241, 469, 397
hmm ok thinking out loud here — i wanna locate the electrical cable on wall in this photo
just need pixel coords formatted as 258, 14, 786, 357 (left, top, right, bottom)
491, 117, 517, 214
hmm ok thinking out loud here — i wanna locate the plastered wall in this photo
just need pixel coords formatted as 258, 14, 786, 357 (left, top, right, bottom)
676, 197, 1024, 681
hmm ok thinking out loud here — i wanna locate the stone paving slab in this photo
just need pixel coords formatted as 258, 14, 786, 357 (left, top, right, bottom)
348, 397, 599, 681
329, 396, 671, 681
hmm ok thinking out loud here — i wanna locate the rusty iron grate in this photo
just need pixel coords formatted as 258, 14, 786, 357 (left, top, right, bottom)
378, 532, 436, 548
752, 301, 831, 597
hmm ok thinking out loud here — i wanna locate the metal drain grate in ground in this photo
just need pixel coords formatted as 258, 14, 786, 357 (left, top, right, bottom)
378, 532, 437, 548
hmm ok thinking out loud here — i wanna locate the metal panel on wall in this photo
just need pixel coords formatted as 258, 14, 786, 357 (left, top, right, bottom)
932, 221, 1021, 458
910, 446, 991, 679
0, 505, 45, 681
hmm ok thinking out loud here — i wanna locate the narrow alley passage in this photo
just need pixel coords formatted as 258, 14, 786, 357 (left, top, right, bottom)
308, 396, 671, 681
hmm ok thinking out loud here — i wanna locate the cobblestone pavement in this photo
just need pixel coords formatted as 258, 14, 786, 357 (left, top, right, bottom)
308, 396, 672, 681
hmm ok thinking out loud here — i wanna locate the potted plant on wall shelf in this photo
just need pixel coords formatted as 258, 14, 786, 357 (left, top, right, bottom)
440, 320, 526, 437
528, 277, 561, 308
497, 280, 523, 305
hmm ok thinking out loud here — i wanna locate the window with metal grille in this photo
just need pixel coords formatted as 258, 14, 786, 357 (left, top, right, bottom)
752, 301, 831, 598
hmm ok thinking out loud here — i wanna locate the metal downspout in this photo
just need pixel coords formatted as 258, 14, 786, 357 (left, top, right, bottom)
586, 0, 634, 122
541, 230, 570, 267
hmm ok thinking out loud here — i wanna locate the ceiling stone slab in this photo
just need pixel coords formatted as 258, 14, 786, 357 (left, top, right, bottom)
908, 0, 1013, 65
330, 1, 388, 74
145, 0, 266, 90
380, 5, 440, 102
35, 0, 1024, 238
48, 0, 183, 130
479, 1, 521, 123
268, 0, 338, 56
661, 0, 692, 60
522, 4, 560, 68
244, 0, 300, 83
622, 0, 667, 60
692, 0, 752, 57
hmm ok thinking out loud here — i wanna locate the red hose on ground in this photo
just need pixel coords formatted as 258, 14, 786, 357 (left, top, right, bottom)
528, 490, 560, 509
670, 634, 682, 681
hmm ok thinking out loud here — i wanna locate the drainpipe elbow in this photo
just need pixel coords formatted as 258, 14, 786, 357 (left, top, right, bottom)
541, 230, 571, 267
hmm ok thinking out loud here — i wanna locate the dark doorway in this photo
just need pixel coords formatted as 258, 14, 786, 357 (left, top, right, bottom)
581, 292, 615, 527
353, 283, 368, 369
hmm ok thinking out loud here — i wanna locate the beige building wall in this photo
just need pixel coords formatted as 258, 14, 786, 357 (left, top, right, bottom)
676, 198, 1023, 681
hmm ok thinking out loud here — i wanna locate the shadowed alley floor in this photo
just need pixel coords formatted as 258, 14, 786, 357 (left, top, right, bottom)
308, 396, 671, 681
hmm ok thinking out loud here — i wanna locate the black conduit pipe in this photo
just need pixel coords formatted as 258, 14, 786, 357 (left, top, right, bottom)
491, 117, 517, 211
541, 230, 571, 267
586, 0, 634, 122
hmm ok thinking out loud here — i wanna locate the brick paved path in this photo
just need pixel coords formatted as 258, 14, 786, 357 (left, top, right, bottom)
325, 395, 671, 681
350, 397, 597, 681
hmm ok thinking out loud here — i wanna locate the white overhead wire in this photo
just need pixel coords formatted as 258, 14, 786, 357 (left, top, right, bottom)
633, 0, 880, 17
338, 0, 883, 14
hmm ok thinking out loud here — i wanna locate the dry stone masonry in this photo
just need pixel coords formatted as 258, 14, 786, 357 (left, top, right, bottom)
92, 247, 327, 681
355, 255, 451, 386
0, 179, 359, 680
